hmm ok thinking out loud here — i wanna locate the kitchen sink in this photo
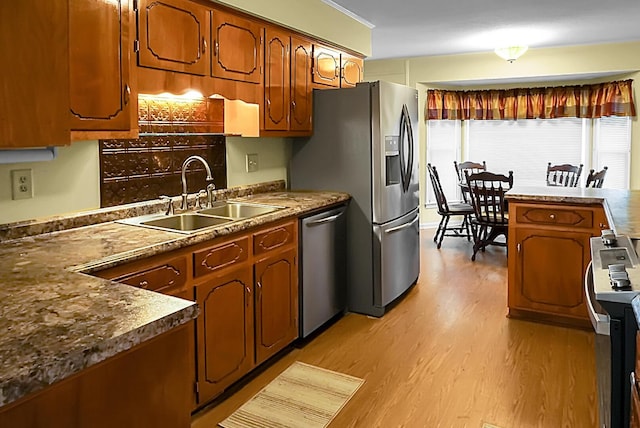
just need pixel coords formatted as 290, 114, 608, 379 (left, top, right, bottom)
197, 201, 283, 219
116, 202, 284, 234
140, 213, 231, 231
117, 212, 232, 234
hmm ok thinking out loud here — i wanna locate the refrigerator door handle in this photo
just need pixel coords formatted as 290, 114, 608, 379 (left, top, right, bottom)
399, 106, 407, 192
384, 214, 419, 234
305, 210, 345, 226
399, 104, 414, 193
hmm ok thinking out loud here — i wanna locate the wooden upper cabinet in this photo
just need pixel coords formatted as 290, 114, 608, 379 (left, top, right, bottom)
137, 0, 210, 76
0, 1, 70, 147
211, 9, 263, 84
69, 0, 136, 132
312, 44, 341, 88
341, 53, 364, 88
290, 36, 313, 132
264, 26, 290, 131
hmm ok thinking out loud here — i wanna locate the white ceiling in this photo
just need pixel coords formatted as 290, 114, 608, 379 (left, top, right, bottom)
324, 0, 640, 60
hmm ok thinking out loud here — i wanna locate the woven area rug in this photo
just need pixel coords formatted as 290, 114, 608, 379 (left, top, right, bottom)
218, 361, 364, 428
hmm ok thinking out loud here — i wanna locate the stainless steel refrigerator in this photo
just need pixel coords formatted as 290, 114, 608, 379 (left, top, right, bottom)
289, 80, 420, 317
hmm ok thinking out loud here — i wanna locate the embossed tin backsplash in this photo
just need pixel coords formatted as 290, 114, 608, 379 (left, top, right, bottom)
99, 135, 226, 207
137, 94, 224, 135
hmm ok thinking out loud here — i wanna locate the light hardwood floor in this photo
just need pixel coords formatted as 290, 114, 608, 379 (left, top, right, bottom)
191, 229, 598, 428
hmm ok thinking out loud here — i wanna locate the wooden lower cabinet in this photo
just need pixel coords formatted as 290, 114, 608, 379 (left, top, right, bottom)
510, 227, 592, 321
255, 247, 298, 364
633, 333, 640, 428
0, 324, 193, 428
507, 201, 609, 328
195, 267, 254, 403
632, 385, 640, 428
96, 218, 299, 407
195, 220, 298, 403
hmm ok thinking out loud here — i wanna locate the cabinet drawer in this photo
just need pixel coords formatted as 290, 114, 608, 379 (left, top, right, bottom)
514, 205, 594, 228
253, 221, 296, 256
194, 236, 249, 277
112, 255, 188, 294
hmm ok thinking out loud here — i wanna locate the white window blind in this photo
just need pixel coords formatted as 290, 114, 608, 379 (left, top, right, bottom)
426, 120, 460, 204
466, 119, 584, 186
593, 116, 631, 189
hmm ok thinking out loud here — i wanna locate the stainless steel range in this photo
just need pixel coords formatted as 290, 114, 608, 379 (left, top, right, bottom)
588, 232, 640, 428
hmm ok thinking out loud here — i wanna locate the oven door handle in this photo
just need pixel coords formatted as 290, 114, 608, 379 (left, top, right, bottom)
585, 261, 610, 336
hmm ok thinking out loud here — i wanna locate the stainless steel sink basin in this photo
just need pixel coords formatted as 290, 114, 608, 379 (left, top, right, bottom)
117, 213, 232, 234
141, 213, 231, 231
116, 201, 283, 234
197, 202, 283, 219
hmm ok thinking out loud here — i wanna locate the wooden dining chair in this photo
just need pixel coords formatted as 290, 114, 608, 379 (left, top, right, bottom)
585, 166, 608, 188
427, 163, 475, 249
546, 163, 583, 187
454, 160, 486, 202
464, 170, 513, 261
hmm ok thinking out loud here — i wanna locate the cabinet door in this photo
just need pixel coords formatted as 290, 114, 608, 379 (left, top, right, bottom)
195, 268, 254, 403
633, 374, 640, 428
254, 247, 298, 364
312, 44, 340, 88
0, 1, 70, 147
264, 27, 290, 131
211, 10, 263, 84
290, 36, 313, 132
69, 0, 135, 131
137, 0, 210, 76
510, 227, 591, 320
341, 53, 363, 88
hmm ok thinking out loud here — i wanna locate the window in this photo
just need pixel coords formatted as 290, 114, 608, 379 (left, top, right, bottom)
593, 116, 631, 189
425, 117, 631, 206
425, 120, 459, 204
467, 118, 585, 186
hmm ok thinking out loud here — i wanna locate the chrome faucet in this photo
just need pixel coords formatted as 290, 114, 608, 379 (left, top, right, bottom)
180, 155, 214, 210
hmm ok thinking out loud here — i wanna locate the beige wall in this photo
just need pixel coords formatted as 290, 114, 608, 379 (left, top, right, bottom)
0, 141, 100, 224
0, 0, 368, 224
364, 41, 640, 225
226, 137, 291, 187
214, 0, 371, 56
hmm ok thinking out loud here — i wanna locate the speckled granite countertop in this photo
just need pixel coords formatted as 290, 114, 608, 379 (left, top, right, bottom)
0, 181, 349, 408
506, 186, 640, 237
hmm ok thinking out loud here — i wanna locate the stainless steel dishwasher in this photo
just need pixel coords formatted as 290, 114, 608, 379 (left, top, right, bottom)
299, 204, 348, 338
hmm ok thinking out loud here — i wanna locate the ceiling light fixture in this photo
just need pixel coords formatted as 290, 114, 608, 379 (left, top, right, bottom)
494, 46, 528, 62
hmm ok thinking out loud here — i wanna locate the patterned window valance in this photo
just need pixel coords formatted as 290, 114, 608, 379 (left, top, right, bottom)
426, 79, 636, 120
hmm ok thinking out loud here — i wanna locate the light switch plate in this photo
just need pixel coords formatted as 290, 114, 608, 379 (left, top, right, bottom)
246, 153, 259, 172
11, 169, 33, 200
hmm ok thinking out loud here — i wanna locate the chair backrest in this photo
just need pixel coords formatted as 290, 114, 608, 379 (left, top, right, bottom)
427, 164, 449, 214
454, 160, 487, 183
585, 166, 608, 188
546, 163, 583, 187
464, 170, 513, 224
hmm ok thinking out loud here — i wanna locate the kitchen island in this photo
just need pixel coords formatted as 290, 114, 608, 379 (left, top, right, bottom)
506, 186, 640, 328
0, 180, 349, 427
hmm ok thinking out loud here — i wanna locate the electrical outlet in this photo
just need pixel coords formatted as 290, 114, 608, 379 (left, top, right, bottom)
11, 169, 33, 200
246, 153, 259, 172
